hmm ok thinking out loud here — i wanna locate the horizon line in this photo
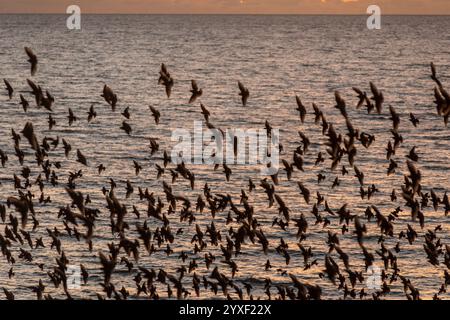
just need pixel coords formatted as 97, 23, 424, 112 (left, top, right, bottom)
1, 13, 450, 16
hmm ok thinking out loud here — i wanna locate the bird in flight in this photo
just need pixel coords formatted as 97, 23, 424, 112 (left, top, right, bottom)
238, 81, 249, 106
24, 47, 38, 76
3, 79, 13, 99
189, 80, 203, 104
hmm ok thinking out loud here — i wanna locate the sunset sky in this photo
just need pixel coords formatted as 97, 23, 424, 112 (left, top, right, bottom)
1, 0, 450, 14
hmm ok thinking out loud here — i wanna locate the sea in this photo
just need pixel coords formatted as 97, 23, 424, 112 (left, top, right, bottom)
0, 14, 449, 300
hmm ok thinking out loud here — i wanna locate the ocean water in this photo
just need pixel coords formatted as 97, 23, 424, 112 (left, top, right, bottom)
0, 14, 449, 300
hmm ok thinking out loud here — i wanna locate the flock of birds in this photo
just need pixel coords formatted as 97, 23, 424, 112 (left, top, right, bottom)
0, 47, 449, 300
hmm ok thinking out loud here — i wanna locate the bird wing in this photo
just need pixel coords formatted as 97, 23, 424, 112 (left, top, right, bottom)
161, 63, 168, 76
27, 79, 39, 93
25, 47, 38, 75
201, 104, 209, 115
4, 79, 12, 91
165, 84, 172, 98
24, 47, 36, 60
431, 62, 437, 78
370, 82, 379, 96
352, 87, 363, 95
296, 95, 306, 113
191, 80, 198, 92
238, 81, 246, 93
